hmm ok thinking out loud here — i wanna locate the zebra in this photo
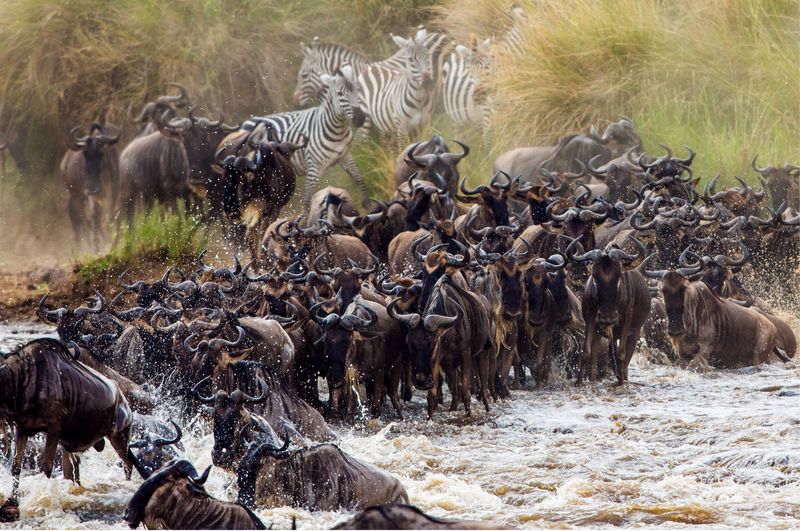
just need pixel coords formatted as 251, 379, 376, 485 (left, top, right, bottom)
357, 28, 437, 150
292, 27, 452, 110
243, 65, 368, 208
441, 38, 493, 132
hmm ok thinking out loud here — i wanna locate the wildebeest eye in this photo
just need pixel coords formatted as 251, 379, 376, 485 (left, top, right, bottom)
337, 90, 343, 96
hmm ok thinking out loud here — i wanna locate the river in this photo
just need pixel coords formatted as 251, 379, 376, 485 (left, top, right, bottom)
1, 321, 798, 529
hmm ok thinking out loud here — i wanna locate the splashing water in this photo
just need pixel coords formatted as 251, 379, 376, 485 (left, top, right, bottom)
1, 323, 799, 529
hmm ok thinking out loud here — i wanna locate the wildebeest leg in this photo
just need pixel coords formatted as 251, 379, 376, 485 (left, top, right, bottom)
67, 194, 84, 248
461, 354, 473, 417
338, 153, 368, 207
40, 427, 62, 478
619, 330, 641, 383
108, 433, 133, 480
477, 349, 491, 413
62, 452, 81, 485
303, 161, 323, 212
401, 354, 412, 402
386, 363, 403, 419
578, 323, 595, 385
11, 431, 28, 499
535, 331, 552, 384
444, 368, 459, 411
370, 374, 385, 418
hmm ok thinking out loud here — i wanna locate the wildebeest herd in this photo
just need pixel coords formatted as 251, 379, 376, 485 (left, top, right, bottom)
1, 20, 799, 531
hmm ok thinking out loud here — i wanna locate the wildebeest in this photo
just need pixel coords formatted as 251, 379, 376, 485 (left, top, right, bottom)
643, 255, 795, 368
60, 123, 121, 252
567, 237, 650, 384
124, 460, 266, 529
0, 339, 133, 507
332, 504, 503, 530
237, 438, 408, 511
128, 419, 183, 479
751, 156, 799, 210
493, 118, 640, 183
116, 110, 191, 228
394, 138, 470, 191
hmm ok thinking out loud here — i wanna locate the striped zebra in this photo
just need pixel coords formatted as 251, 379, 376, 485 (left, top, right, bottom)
357, 28, 437, 149
441, 38, 493, 131
243, 65, 367, 208
292, 27, 452, 110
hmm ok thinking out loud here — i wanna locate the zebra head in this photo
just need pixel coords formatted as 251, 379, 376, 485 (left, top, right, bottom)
392, 29, 433, 88
294, 38, 324, 108
320, 64, 365, 128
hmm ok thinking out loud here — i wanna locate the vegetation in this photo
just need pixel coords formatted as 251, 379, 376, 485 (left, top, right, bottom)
75, 204, 206, 283
435, 0, 799, 181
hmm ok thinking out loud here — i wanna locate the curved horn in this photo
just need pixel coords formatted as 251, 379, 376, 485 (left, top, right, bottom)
152, 421, 183, 447
751, 155, 768, 175
37, 293, 67, 322
208, 326, 247, 350
441, 139, 470, 165
241, 377, 268, 404
677, 145, 695, 166
387, 297, 421, 328
641, 253, 668, 279
74, 291, 107, 316
713, 240, 750, 267
459, 177, 488, 196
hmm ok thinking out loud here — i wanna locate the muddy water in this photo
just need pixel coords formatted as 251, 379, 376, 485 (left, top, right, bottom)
1, 322, 799, 529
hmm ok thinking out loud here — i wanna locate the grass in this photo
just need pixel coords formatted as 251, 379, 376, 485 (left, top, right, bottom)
436, 0, 799, 183
75, 204, 206, 283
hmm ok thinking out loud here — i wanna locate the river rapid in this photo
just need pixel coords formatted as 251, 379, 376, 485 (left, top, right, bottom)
1, 321, 799, 529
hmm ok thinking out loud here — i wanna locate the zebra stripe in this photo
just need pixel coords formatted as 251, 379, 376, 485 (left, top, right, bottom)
245, 67, 366, 206
441, 42, 492, 128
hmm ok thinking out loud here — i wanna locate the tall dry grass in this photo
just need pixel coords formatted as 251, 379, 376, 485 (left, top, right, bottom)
434, 0, 799, 181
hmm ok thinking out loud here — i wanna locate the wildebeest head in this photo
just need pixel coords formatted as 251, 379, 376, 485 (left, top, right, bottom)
522, 255, 567, 326
310, 300, 379, 410
319, 64, 365, 128
597, 117, 641, 157
751, 156, 799, 210
185, 376, 268, 469
37, 291, 107, 344
182, 107, 240, 188
458, 172, 518, 227
642, 255, 704, 337
567, 237, 645, 327
185, 326, 248, 384
476, 242, 533, 320
129, 420, 183, 479
404, 140, 469, 193
123, 459, 211, 528
66, 123, 120, 195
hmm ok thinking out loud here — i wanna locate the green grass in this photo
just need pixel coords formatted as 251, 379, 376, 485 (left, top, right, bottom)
75, 204, 206, 283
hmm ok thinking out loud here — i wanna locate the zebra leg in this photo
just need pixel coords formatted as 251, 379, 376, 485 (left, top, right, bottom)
303, 161, 322, 213
339, 153, 369, 207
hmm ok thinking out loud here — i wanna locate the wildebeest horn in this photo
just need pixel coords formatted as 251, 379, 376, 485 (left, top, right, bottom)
445, 239, 470, 267
630, 212, 657, 231
309, 300, 340, 328
313, 254, 342, 277
240, 378, 268, 404
387, 297, 421, 328
546, 203, 575, 222
411, 234, 432, 262
185, 376, 215, 404
751, 155, 768, 175
734, 177, 751, 197
348, 253, 379, 277
490, 170, 513, 191
406, 141, 431, 167
459, 177, 488, 196
587, 154, 607, 175
607, 237, 645, 263
641, 253, 668, 279
564, 237, 603, 264
74, 291, 107, 316
37, 293, 67, 322
543, 253, 567, 271
157, 83, 189, 106
677, 245, 703, 268
151, 421, 183, 447
423, 306, 461, 332
477, 245, 502, 264
208, 326, 246, 350
340, 303, 378, 331
713, 240, 750, 267
68, 341, 82, 360
677, 145, 695, 165
441, 139, 470, 166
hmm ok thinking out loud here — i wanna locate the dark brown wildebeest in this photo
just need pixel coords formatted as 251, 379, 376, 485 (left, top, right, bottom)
124, 460, 266, 530
751, 156, 799, 210
128, 420, 183, 479
395, 138, 470, 192
567, 237, 650, 384
129, 83, 191, 138
116, 110, 192, 229
60, 123, 121, 252
237, 438, 408, 511
311, 297, 405, 418
184, 370, 335, 471
389, 265, 494, 419
643, 255, 794, 368
393, 134, 449, 185
332, 504, 504, 530
0, 339, 133, 511
306, 186, 360, 229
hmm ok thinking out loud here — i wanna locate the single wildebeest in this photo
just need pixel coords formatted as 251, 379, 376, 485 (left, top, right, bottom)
124, 460, 266, 529
643, 255, 795, 369
751, 156, 800, 210
60, 123, 121, 252
128, 419, 183, 479
332, 504, 504, 530
567, 237, 650, 384
0, 339, 133, 508
395, 138, 470, 192
116, 111, 192, 230
237, 438, 408, 511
